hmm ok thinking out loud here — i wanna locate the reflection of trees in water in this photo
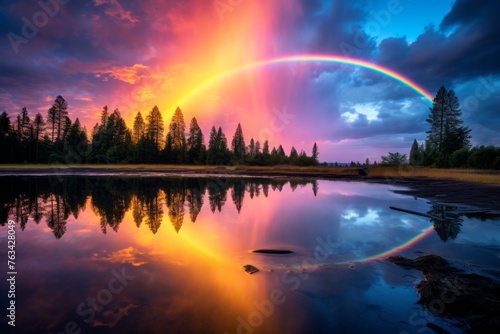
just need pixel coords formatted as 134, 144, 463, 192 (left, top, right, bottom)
91, 179, 132, 234
428, 203, 464, 242
186, 183, 204, 223
0, 176, 318, 238
145, 190, 164, 234
132, 196, 145, 228
166, 184, 185, 233
45, 194, 67, 239
231, 180, 245, 213
208, 181, 228, 213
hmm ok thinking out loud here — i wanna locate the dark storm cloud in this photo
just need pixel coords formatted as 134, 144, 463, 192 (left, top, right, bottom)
309, 1, 377, 58
376, 0, 500, 90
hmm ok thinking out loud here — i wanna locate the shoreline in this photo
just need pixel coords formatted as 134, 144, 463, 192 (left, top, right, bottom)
1, 165, 499, 212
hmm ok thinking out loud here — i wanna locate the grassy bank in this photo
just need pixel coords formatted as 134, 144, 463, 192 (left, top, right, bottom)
368, 166, 500, 185
0, 164, 499, 185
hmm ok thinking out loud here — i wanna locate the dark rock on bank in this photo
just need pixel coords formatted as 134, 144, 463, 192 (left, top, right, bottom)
388, 254, 500, 333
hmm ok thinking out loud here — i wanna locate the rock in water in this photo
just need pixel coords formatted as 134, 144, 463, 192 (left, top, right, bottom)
251, 249, 293, 254
242, 265, 259, 274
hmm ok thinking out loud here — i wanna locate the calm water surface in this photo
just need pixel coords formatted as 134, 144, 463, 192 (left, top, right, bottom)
0, 176, 499, 334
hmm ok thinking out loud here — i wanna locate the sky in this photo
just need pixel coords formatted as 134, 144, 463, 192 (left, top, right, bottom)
0, 0, 499, 162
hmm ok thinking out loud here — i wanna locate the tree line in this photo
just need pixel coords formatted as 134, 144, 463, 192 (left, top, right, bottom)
381, 86, 500, 169
0, 96, 319, 166
0, 176, 318, 238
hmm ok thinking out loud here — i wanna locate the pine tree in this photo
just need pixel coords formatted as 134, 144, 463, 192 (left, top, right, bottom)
52, 95, 68, 143
231, 123, 246, 160
66, 118, 85, 162
277, 145, 285, 157
426, 86, 471, 165
442, 90, 471, 156
33, 113, 45, 162
312, 142, 319, 165
248, 138, 255, 156
217, 127, 228, 162
426, 86, 449, 154
47, 106, 56, 142
16, 107, 31, 141
207, 126, 218, 164
132, 111, 145, 144
169, 107, 186, 152
255, 140, 261, 154
146, 105, 164, 149
262, 140, 270, 156
186, 117, 205, 164
409, 139, 421, 165
100, 106, 109, 129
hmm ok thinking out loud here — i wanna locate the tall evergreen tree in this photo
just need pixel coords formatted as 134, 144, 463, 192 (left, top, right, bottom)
231, 123, 246, 160
146, 106, 164, 149
248, 138, 255, 156
100, 106, 109, 129
207, 126, 218, 165
132, 111, 145, 144
168, 107, 186, 153
16, 107, 31, 141
442, 90, 471, 156
186, 117, 205, 164
426, 86, 449, 154
409, 139, 422, 165
312, 142, 319, 165
426, 86, 471, 165
65, 118, 88, 163
255, 140, 261, 154
216, 127, 229, 163
262, 140, 270, 156
46, 106, 56, 142
52, 95, 68, 143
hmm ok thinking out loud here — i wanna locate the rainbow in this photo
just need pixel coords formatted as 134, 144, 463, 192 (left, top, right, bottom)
293, 225, 436, 270
173, 54, 434, 111
340, 225, 435, 264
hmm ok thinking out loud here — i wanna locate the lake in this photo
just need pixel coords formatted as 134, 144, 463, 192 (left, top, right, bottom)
1, 176, 499, 333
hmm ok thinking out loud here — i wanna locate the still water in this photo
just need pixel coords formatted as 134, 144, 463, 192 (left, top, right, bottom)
0, 176, 499, 334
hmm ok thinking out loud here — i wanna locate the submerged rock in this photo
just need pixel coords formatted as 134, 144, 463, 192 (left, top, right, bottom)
388, 254, 500, 332
242, 264, 259, 275
251, 249, 293, 254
